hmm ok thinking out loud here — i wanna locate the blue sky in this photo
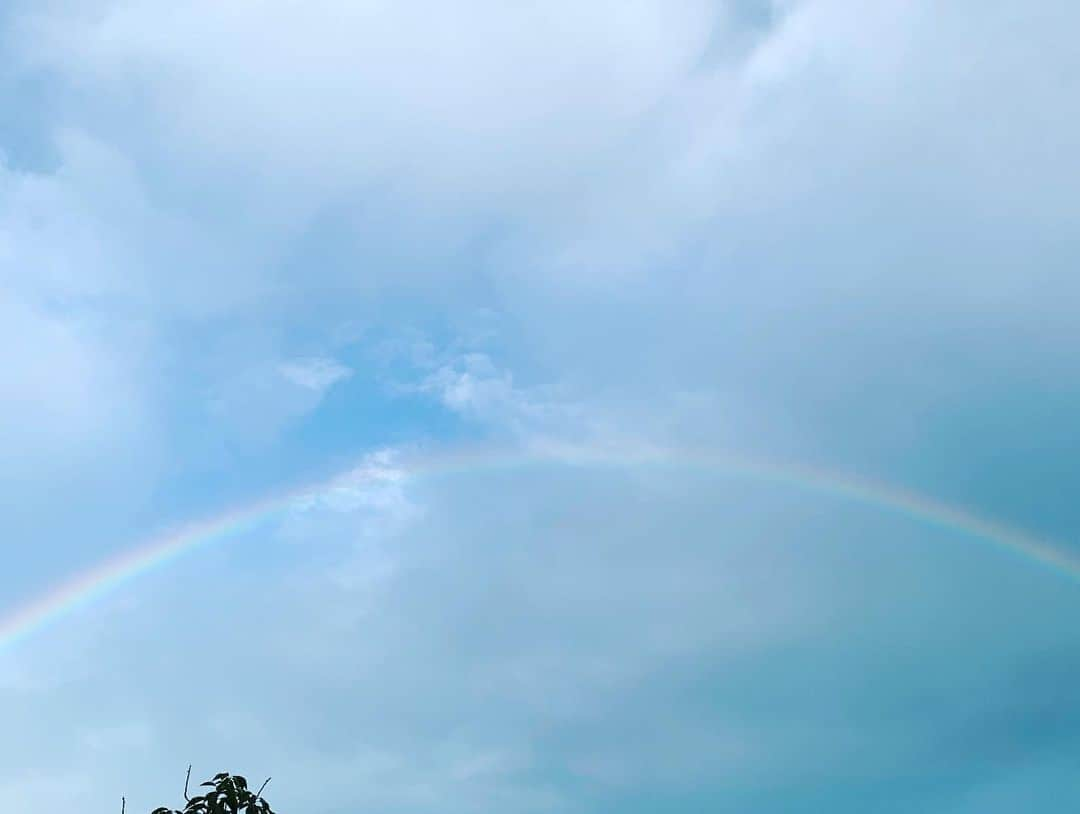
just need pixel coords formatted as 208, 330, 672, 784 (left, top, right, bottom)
1, 1, 1079, 810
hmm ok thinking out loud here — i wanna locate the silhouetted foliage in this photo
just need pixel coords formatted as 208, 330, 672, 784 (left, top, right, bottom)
140, 767, 275, 814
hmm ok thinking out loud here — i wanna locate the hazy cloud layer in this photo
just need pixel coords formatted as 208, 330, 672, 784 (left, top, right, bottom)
0, 1, 1078, 811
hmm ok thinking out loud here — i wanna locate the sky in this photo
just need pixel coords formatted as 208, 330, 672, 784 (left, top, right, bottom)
1, 0, 1079, 811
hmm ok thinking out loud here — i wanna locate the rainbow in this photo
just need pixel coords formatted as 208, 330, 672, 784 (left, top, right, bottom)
1, 443, 1078, 654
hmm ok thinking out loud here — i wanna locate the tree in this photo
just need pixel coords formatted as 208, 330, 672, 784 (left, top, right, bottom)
125, 767, 276, 814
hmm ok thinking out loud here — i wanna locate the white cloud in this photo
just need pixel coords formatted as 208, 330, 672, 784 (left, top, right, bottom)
283, 448, 418, 599
10, 0, 1077, 458
418, 353, 516, 417
206, 356, 352, 440
10, 0, 1078, 316
278, 357, 353, 392
0, 139, 152, 455
292, 448, 411, 517
401, 349, 612, 449
0, 152, 157, 520
17, 1, 718, 207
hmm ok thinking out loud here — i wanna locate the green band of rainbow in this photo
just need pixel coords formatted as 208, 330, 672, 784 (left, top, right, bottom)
1, 444, 1077, 654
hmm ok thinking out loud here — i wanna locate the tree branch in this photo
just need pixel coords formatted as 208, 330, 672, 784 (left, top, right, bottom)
184, 765, 193, 802
255, 776, 272, 799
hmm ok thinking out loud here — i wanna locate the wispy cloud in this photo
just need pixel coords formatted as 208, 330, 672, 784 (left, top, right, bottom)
278, 357, 353, 392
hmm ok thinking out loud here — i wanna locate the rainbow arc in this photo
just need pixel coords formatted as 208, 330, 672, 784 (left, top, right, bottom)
2, 444, 1077, 653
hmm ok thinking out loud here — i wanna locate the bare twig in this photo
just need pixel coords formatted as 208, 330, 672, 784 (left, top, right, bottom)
184, 765, 193, 802
121, 796, 126, 814
255, 776, 272, 799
